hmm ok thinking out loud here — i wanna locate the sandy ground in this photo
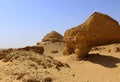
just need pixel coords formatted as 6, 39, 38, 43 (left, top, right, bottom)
41, 42, 120, 82
0, 42, 120, 82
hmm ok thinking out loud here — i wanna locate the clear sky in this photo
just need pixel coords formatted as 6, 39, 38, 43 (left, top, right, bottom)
0, 0, 120, 48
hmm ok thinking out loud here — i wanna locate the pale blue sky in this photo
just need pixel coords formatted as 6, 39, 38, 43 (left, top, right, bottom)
0, 0, 120, 48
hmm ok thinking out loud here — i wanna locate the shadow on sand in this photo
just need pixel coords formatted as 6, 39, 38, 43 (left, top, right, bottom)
84, 53, 120, 68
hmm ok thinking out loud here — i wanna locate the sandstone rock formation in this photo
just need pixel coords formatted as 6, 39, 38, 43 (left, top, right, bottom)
18, 46, 44, 54
42, 31, 63, 43
63, 12, 120, 60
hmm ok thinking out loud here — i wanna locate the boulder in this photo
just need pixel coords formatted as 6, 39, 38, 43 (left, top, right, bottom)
63, 12, 120, 60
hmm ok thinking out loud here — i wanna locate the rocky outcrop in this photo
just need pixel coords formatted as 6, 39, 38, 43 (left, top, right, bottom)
18, 46, 44, 54
0, 47, 70, 81
63, 12, 120, 60
42, 31, 63, 43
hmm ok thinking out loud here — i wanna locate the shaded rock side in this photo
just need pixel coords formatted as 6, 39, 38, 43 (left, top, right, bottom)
63, 12, 120, 59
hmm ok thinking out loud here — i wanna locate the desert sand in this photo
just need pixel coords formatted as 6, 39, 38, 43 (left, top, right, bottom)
42, 42, 120, 82
0, 42, 120, 82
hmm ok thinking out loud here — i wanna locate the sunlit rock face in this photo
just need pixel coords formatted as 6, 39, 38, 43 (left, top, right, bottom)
42, 31, 63, 43
63, 12, 120, 60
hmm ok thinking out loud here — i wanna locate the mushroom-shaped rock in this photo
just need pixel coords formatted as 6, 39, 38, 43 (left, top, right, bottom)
42, 31, 63, 43
63, 12, 120, 60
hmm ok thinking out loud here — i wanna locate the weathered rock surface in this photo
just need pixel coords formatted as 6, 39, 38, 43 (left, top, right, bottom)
42, 31, 63, 43
63, 12, 120, 59
18, 46, 44, 54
